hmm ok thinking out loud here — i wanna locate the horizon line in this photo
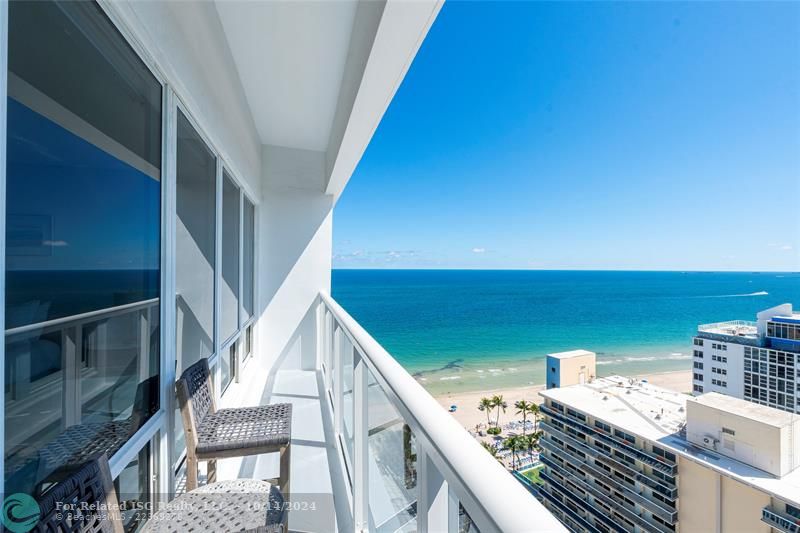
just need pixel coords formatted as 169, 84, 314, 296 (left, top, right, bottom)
332, 267, 800, 273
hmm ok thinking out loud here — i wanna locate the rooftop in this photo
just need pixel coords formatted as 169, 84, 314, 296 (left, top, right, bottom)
540, 375, 687, 441
697, 320, 758, 338
540, 376, 800, 506
547, 349, 596, 360
689, 392, 797, 428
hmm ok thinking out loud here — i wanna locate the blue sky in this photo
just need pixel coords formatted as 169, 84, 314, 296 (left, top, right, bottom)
333, 1, 800, 271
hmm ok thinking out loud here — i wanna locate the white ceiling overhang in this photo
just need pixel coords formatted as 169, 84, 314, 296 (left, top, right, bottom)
215, 0, 443, 199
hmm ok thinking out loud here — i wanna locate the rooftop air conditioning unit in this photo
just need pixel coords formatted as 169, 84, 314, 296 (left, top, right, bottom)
702, 435, 719, 450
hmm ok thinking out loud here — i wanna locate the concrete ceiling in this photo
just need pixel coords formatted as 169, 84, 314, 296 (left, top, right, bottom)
215, 1, 358, 152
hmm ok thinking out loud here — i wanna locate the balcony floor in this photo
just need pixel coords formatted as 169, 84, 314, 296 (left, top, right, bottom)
212, 369, 352, 532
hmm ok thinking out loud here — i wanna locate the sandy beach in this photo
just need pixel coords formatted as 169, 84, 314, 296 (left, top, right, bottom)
435, 369, 692, 431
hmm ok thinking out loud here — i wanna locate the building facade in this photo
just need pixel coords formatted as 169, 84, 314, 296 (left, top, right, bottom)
546, 349, 597, 389
539, 377, 800, 533
693, 304, 800, 413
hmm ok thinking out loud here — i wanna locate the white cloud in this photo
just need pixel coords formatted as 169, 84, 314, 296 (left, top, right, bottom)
472, 247, 486, 253
781, 245, 793, 251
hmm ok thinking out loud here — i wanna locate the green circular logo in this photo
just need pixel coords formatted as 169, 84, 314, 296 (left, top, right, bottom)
2, 493, 40, 533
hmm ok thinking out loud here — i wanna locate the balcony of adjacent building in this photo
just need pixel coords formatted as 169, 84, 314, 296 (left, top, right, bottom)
762, 506, 800, 533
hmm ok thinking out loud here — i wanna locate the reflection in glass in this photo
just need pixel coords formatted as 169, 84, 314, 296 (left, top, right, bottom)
221, 342, 236, 393
176, 111, 216, 368
4, 0, 161, 495
242, 197, 255, 322
368, 370, 417, 532
115, 443, 152, 533
459, 504, 482, 533
220, 172, 240, 342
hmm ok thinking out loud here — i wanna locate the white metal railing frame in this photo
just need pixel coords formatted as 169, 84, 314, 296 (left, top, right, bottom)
319, 292, 566, 533
697, 320, 758, 333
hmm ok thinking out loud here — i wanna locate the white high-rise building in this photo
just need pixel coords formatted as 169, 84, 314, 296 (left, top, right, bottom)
692, 303, 800, 413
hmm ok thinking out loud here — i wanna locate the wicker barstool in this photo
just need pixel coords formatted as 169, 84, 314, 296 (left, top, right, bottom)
176, 359, 292, 497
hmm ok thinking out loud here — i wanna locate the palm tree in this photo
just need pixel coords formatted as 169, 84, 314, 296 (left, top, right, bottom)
480, 441, 498, 458
530, 402, 540, 432
480, 441, 504, 465
491, 395, 507, 428
503, 435, 524, 471
478, 397, 493, 427
515, 400, 535, 436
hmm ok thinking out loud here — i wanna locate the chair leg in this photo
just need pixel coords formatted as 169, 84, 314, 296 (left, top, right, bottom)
207, 459, 217, 484
186, 454, 198, 492
279, 445, 291, 501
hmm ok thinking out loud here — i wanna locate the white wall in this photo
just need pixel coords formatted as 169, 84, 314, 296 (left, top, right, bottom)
256, 145, 334, 373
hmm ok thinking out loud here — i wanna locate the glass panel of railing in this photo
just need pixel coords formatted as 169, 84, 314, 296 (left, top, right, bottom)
332, 325, 340, 412
323, 310, 332, 388
367, 369, 418, 532
459, 504, 482, 533
342, 337, 355, 479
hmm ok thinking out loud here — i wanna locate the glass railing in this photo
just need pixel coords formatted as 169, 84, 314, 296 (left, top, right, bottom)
762, 507, 800, 533
318, 293, 565, 532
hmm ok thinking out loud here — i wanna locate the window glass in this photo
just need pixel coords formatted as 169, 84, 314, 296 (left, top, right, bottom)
115, 442, 152, 532
242, 197, 255, 322
174, 110, 216, 464
220, 172, 240, 341
176, 110, 216, 368
5, 0, 161, 495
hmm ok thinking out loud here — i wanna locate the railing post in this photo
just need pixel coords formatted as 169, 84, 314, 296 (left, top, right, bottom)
333, 325, 342, 434
418, 446, 455, 533
62, 325, 81, 427
353, 350, 369, 532
448, 485, 460, 532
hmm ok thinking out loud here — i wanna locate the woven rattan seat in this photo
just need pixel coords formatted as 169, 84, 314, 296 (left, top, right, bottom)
143, 479, 283, 533
196, 404, 291, 457
176, 358, 292, 499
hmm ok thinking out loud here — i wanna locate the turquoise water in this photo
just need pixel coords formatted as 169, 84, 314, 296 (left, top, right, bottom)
332, 270, 800, 393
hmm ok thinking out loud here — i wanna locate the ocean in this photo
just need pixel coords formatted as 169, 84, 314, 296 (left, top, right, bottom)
332, 270, 800, 394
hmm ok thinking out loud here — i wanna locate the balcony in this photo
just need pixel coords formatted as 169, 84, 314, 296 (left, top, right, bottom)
762, 507, 800, 533
539, 470, 625, 533
310, 292, 566, 531
540, 452, 673, 533
539, 486, 604, 533
540, 420, 677, 500
539, 440, 676, 531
